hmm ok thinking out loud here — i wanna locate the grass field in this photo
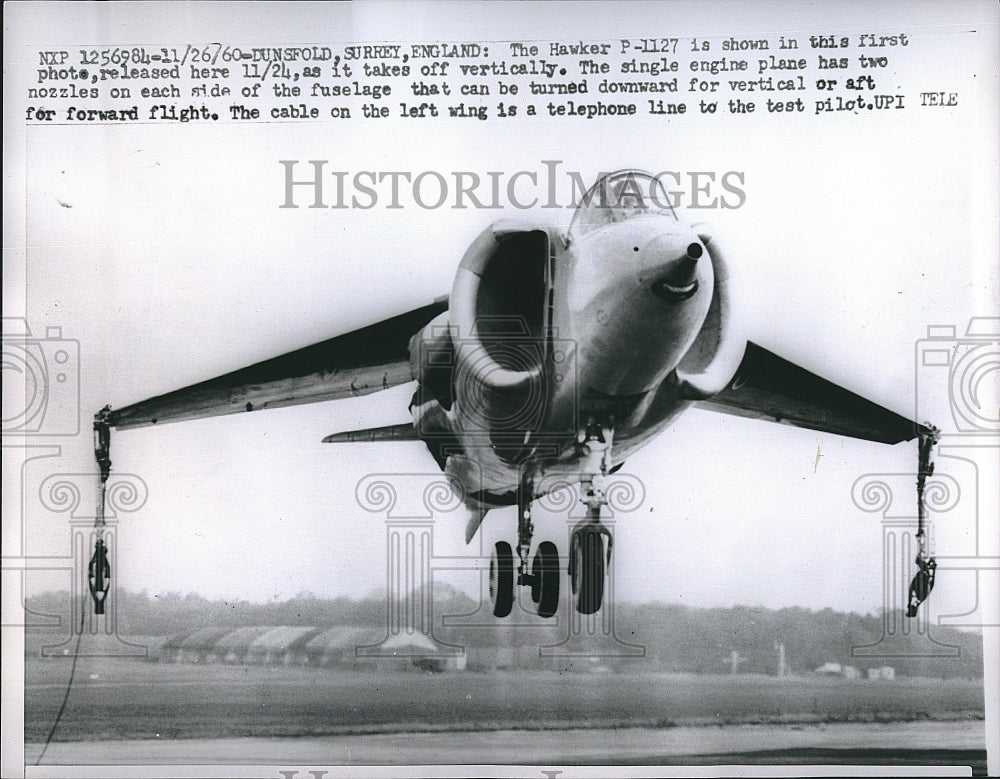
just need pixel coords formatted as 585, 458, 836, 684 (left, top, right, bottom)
25, 655, 985, 743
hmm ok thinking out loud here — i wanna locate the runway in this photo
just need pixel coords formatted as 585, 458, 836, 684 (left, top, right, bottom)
25, 720, 986, 772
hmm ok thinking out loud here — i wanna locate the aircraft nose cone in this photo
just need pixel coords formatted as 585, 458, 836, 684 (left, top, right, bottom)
651, 242, 704, 302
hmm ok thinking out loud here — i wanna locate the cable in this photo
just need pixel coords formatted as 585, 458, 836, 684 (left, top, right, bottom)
34, 603, 87, 766
36, 408, 115, 763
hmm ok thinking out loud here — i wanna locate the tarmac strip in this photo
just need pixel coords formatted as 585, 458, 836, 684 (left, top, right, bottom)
24, 720, 985, 769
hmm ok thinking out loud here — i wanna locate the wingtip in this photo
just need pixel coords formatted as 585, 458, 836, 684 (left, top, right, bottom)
917, 421, 940, 442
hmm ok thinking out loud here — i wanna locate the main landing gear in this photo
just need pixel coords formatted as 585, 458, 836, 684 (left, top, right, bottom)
489, 419, 615, 619
489, 476, 560, 619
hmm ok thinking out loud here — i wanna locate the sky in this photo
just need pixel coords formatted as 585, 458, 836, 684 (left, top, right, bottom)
4, 2, 998, 630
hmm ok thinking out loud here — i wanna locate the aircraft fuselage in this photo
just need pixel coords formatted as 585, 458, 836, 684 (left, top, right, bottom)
412, 200, 745, 504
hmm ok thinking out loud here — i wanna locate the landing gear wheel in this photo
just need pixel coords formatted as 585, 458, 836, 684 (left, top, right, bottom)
532, 541, 560, 618
571, 528, 605, 615
489, 541, 514, 618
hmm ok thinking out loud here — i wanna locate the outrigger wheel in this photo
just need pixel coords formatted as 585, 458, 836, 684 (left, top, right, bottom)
489, 541, 514, 618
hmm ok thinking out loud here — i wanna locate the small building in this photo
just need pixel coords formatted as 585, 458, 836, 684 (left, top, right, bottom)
370, 631, 466, 673
867, 665, 896, 680
841, 665, 861, 680
814, 662, 842, 675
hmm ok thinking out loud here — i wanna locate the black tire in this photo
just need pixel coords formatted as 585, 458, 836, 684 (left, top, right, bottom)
533, 541, 560, 618
571, 528, 605, 615
489, 541, 514, 618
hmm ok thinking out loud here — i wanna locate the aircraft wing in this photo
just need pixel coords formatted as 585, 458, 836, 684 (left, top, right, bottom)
108, 298, 448, 430
694, 341, 928, 444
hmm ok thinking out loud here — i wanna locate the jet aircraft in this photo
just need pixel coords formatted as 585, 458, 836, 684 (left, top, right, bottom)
90, 171, 936, 621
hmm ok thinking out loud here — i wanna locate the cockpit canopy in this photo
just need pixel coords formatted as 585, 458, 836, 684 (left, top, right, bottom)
568, 170, 679, 245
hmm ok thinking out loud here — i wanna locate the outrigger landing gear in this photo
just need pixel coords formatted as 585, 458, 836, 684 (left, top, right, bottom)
569, 418, 615, 615
89, 406, 113, 615
489, 474, 560, 619
906, 425, 940, 618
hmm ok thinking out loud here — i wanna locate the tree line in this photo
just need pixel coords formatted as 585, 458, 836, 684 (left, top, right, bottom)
24, 586, 983, 678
